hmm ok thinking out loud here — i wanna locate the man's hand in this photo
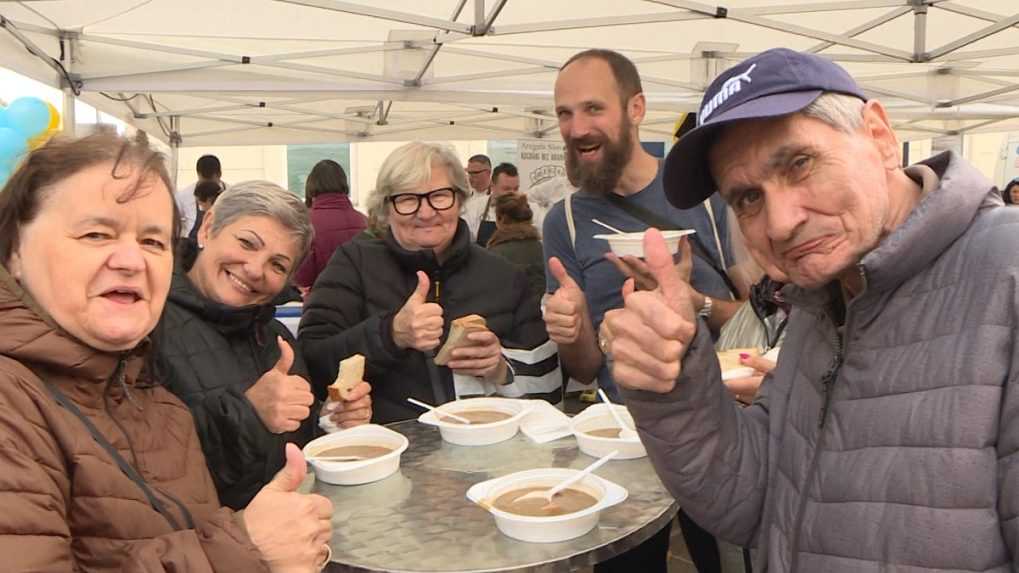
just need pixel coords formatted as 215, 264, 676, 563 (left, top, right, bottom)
603, 229, 699, 393
325, 382, 372, 428
245, 338, 315, 433
392, 271, 444, 351
448, 329, 507, 381
244, 443, 334, 572
543, 257, 588, 345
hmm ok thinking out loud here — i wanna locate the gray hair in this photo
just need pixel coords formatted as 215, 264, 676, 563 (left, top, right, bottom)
800, 92, 865, 133
365, 142, 469, 226
207, 180, 314, 269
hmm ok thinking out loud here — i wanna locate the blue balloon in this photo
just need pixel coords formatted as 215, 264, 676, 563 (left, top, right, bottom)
0, 108, 9, 130
6, 97, 51, 138
0, 127, 27, 165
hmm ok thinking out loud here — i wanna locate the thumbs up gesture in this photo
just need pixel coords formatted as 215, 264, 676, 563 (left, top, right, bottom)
245, 337, 316, 434
602, 229, 698, 393
244, 443, 334, 572
543, 257, 589, 345
392, 271, 444, 351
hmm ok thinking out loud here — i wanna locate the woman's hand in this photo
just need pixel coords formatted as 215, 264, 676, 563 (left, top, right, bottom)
723, 354, 776, 405
392, 271, 444, 351
447, 329, 507, 382
245, 338, 315, 433
324, 382, 372, 428
244, 444, 333, 572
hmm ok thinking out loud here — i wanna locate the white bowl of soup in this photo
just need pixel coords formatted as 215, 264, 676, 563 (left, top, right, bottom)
466, 467, 628, 543
593, 229, 695, 258
303, 424, 409, 485
417, 397, 530, 446
570, 404, 647, 460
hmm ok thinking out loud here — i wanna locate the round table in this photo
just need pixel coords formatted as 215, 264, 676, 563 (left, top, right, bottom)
318, 419, 678, 572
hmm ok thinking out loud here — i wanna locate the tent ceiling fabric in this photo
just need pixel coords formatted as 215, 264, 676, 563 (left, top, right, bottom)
2, 0, 1019, 146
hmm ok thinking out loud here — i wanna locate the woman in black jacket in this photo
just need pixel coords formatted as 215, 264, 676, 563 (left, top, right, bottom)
299, 142, 560, 424
153, 181, 372, 509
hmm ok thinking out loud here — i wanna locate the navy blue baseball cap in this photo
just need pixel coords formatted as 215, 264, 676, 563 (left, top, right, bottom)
663, 48, 867, 209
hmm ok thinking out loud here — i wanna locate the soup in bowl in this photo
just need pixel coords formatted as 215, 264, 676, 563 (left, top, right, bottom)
304, 424, 409, 485
570, 404, 647, 460
418, 397, 530, 446
466, 467, 628, 543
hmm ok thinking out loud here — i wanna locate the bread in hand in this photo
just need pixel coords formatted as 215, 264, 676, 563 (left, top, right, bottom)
328, 354, 365, 401
433, 314, 487, 366
716, 347, 759, 372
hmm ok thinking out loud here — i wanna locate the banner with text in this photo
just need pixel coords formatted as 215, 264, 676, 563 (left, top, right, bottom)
517, 138, 567, 193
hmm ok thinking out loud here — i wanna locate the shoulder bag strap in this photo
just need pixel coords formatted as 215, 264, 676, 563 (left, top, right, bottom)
39, 377, 186, 531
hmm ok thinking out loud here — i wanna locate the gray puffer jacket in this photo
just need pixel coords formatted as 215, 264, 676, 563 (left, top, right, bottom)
623, 152, 1019, 572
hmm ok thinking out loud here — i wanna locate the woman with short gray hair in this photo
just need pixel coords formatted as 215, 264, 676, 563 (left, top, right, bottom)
300, 142, 561, 424
154, 180, 373, 510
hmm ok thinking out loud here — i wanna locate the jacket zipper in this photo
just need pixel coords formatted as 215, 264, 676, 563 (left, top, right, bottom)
787, 267, 863, 571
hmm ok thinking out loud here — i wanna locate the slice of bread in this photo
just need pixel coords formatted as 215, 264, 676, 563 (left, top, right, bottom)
433, 314, 487, 366
328, 354, 365, 401
716, 347, 759, 372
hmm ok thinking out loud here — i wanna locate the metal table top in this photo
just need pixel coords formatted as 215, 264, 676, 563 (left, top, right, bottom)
319, 419, 678, 573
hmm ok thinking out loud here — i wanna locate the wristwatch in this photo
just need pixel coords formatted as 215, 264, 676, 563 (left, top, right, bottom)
698, 295, 713, 319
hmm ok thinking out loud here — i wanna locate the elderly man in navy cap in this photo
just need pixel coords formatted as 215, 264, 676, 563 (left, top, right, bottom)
601, 48, 1019, 571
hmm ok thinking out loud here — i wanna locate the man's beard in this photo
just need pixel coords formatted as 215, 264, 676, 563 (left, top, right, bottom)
565, 118, 634, 196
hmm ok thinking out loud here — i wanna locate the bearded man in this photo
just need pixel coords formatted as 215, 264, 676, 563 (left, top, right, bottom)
541, 49, 743, 573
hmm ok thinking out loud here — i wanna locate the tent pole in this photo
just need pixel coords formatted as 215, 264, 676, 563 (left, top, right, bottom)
912, 1, 927, 62
169, 116, 181, 188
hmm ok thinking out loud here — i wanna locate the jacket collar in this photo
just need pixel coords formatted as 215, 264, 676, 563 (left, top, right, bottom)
311, 193, 354, 210
382, 218, 472, 276
783, 151, 995, 310
487, 224, 540, 248
0, 264, 147, 387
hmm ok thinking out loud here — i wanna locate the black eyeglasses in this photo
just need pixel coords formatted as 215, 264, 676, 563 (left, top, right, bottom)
466, 168, 490, 176
388, 187, 458, 216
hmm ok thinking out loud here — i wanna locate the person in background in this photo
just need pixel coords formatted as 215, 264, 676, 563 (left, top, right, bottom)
294, 160, 367, 292
462, 153, 492, 241
1003, 178, 1019, 205
299, 142, 560, 424
604, 47, 1019, 571
467, 162, 524, 246
0, 132, 332, 572
186, 179, 224, 243
175, 154, 225, 237
155, 181, 372, 510
487, 192, 545, 303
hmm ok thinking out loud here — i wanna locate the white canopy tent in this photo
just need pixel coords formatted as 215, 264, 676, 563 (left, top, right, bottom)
1, 0, 1018, 149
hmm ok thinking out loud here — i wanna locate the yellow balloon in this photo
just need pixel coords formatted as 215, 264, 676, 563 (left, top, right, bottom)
45, 102, 61, 132
28, 127, 60, 150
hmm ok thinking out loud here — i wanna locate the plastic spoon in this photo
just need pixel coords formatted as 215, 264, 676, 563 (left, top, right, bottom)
591, 218, 626, 234
406, 397, 473, 424
597, 389, 640, 440
512, 450, 619, 506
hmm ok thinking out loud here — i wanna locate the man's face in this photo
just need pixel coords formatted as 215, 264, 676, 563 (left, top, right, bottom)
466, 161, 491, 193
709, 108, 897, 290
555, 57, 638, 195
490, 174, 520, 197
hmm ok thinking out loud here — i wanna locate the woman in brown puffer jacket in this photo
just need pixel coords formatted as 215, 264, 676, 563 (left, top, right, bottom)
0, 133, 333, 572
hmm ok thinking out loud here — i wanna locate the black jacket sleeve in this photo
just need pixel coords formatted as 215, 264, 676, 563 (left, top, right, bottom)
298, 245, 410, 399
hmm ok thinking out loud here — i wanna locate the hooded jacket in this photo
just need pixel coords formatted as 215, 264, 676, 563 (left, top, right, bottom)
0, 266, 268, 572
623, 152, 1019, 571
152, 245, 314, 510
299, 219, 560, 424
